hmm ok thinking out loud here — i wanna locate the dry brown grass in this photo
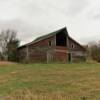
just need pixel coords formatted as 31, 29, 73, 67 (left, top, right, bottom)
5, 89, 81, 100
0, 61, 17, 66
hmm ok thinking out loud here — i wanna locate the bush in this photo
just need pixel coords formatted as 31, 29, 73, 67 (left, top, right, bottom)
88, 41, 100, 62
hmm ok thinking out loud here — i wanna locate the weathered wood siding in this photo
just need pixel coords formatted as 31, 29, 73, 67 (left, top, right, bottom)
67, 37, 86, 62
18, 36, 56, 63
18, 32, 86, 63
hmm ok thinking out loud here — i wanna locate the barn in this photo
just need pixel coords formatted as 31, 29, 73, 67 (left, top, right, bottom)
18, 27, 86, 63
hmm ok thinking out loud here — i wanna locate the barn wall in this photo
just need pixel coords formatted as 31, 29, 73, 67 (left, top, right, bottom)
67, 37, 86, 62
53, 51, 67, 63
46, 46, 67, 63
54, 46, 67, 62
18, 36, 56, 63
27, 47, 48, 63
71, 51, 86, 62
27, 36, 55, 63
68, 37, 85, 51
30, 36, 56, 47
18, 46, 28, 63
18, 33, 86, 63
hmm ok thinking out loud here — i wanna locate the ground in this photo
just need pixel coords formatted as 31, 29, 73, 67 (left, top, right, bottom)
0, 62, 100, 100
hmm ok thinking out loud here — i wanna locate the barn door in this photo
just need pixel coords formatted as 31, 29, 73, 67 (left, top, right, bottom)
47, 52, 53, 63
67, 53, 72, 62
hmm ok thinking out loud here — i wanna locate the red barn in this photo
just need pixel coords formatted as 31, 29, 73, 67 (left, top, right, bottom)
18, 27, 86, 63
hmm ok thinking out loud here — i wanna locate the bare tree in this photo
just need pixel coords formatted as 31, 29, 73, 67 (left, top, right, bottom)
0, 29, 19, 61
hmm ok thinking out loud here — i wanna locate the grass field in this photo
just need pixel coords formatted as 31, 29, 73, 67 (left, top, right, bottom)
0, 62, 100, 100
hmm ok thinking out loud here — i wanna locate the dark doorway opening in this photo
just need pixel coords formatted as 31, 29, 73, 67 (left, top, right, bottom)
56, 32, 67, 46
67, 53, 71, 62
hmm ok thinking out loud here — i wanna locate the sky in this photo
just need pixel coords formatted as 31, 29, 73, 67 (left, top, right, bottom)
0, 0, 100, 45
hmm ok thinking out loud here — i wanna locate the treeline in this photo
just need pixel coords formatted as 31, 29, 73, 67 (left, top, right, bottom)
88, 41, 100, 62
0, 29, 20, 62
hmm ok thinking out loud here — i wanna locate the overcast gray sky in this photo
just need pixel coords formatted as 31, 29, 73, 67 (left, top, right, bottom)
0, 0, 100, 45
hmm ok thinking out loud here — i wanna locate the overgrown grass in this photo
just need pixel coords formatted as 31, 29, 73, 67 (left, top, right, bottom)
0, 63, 100, 99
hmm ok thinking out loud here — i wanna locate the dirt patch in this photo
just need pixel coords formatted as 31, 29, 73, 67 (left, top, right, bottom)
0, 61, 17, 66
